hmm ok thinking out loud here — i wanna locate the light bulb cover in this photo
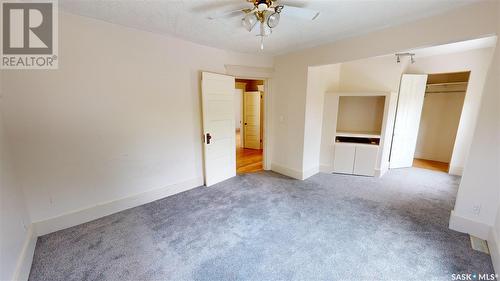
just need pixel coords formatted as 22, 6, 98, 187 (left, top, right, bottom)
267, 12, 280, 28
242, 13, 257, 32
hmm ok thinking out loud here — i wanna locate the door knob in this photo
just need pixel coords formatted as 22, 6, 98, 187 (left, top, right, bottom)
206, 133, 212, 144
244, 123, 248, 125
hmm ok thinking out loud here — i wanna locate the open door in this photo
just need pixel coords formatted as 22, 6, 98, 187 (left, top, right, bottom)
201, 72, 236, 186
390, 74, 428, 169
243, 91, 261, 149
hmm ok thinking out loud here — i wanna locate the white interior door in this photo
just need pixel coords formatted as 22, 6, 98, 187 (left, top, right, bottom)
243, 91, 261, 149
390, 74, 428, 168
201, 72, 236, 186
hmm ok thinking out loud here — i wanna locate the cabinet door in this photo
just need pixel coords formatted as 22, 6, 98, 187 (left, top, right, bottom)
333, 143, 356, 174
353, 145, 379, 176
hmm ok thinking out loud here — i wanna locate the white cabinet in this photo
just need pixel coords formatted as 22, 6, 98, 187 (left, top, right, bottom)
333, 143, 356, 174
333, 143, 379, 176
353, 144, 379, 176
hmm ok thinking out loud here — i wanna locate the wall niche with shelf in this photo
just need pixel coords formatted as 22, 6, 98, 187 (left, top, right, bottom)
336, 95, 386, 137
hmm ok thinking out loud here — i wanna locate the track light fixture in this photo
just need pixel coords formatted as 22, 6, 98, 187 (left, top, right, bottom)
395, 53, 416, 64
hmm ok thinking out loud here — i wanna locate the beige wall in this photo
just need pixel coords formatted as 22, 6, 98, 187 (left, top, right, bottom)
406, 47, 495, 174
336, 96, 385, 133
0, 12, 273, 225
272, 1, 498, 179
415, 92, 465, 163
338, 55, 406, 92
314, 46, 494, 176
302, 64, 341, 177
0, 100, 31, 281
453, 2, 500, 266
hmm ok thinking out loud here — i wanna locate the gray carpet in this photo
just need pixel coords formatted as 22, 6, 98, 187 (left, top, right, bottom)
28, 168, 494, 281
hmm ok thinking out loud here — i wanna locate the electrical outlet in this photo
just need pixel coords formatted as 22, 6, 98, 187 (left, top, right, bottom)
472, 205, 481, 216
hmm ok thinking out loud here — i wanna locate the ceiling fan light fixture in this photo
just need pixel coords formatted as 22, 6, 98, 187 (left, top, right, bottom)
242, 13, 258, 32
259, 21, 272, 37
267, 12, 280, 28
274, 5, 284, 13
256, 0, 269, 12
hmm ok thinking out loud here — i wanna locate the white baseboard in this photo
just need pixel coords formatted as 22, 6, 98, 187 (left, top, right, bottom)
302, 166, 319, 180
13, 225, 37, 281
489, 227, 500, 274
270, 163, 319, 180
449, 165, 463, 176
319, 165, 333, 173
376, 162, 389, 177
270, 163, 302, 180
449, 210, 491, 240
34, 177, 203, 236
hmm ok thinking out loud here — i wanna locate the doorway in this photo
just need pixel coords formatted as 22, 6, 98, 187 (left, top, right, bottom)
390, 72, 469, 173
235, 79, 264, 174
412, 72, 469, 172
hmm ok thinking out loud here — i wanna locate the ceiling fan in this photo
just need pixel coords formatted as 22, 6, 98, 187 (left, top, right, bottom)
208, 0, 320, 50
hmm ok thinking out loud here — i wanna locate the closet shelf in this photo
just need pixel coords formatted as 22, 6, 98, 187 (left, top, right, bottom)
335, 131, 381, 138
426, 82, 468, 86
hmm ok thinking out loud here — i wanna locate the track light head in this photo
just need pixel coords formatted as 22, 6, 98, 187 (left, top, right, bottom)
395, 52, 415, 64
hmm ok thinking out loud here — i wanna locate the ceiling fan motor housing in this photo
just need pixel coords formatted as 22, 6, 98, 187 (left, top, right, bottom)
255, 0, 272, 11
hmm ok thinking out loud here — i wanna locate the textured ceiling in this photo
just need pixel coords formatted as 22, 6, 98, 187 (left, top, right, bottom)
59, 0, 480, 55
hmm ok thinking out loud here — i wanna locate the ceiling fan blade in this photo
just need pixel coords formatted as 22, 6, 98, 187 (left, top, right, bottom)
281, 5, 319, 20
207, 9, 245, 20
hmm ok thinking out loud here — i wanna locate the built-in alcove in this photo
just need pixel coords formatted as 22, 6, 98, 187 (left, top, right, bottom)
325, 92, 396, 177
336, 96, 386, 136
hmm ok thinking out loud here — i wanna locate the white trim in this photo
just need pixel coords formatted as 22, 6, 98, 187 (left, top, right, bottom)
302, 166, 319, 180
34, 177, 203, 236
12, 225, 37, 281
449, 210, 491, 240
232, 75, 273, 171
376, 161, 390, 177
225, 65, 274, 78
449, 165, 463, 176
488, 227, 500, 274
271, 163, 319, 180
271, 163, 303, 180
223, 66, 274, 171
263, 79, 272, 170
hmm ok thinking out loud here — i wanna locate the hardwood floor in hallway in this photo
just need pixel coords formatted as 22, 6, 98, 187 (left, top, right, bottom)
236, 130, 263, 174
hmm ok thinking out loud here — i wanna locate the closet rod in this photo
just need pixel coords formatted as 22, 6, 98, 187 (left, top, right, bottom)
425, 91, 466, 94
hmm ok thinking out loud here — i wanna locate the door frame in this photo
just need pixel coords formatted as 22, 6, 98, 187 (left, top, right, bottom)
235, 76, 272, 171
200, 68, 273, 177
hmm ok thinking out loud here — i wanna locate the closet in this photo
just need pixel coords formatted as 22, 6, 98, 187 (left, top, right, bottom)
413, 72, 469, 171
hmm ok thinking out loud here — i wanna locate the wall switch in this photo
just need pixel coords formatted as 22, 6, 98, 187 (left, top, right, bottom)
472, 205, 481, 215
